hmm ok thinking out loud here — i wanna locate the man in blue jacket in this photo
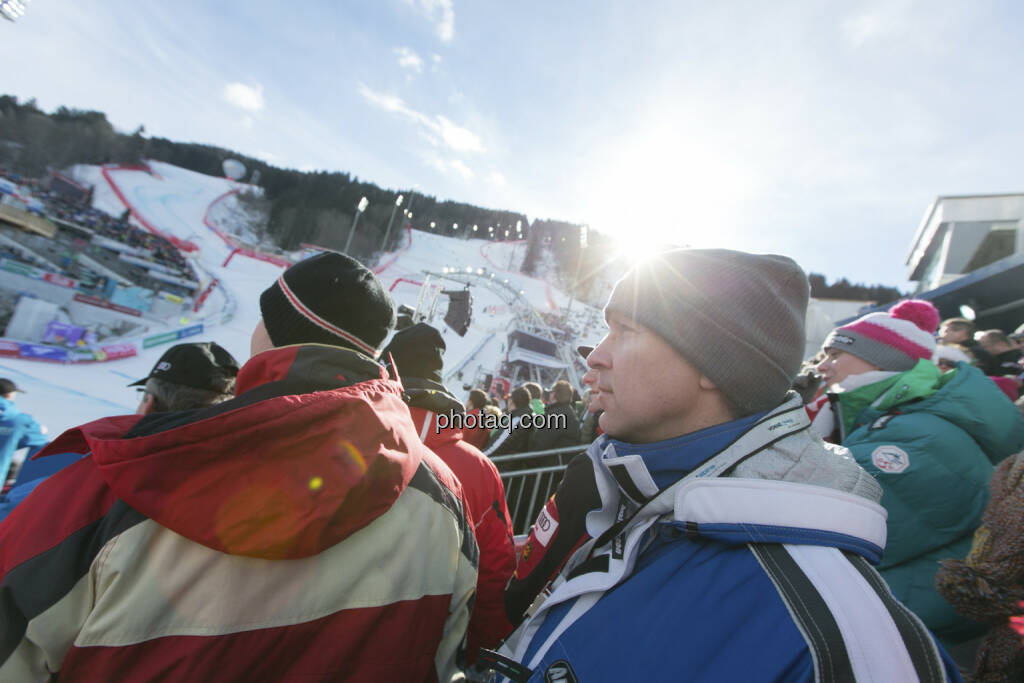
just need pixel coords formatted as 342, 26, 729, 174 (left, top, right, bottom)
0, 378, 48, 489
492, 249, 961, 682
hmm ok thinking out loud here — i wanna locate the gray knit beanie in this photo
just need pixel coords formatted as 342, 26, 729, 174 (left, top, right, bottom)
604, 249, 809, 415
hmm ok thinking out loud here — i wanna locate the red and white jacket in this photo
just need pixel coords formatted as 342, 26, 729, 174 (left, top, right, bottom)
404, 380, 516, 661
0, 345, 478, 682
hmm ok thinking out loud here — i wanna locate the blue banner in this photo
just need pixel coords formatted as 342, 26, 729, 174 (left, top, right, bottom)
177, 323, 204, 339
18, 343, 68, 361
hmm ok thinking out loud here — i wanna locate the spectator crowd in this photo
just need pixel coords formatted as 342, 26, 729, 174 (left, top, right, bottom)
0, 244, 1022, 682
1, 167, 196, 295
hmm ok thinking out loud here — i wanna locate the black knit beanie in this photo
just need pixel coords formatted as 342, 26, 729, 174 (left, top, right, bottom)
259, 252, 396, 358
382, 322, 446, 383
605, 248, 809, 415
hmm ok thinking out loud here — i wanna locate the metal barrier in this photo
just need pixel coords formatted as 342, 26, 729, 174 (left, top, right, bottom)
492, 444, 585, 534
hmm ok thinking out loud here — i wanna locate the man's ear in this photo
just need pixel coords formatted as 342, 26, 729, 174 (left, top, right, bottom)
698, 375, 718, 390
140, 393, 158, 415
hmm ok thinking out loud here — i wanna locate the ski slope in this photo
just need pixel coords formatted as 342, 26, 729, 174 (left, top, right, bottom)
2, 161, 602, 446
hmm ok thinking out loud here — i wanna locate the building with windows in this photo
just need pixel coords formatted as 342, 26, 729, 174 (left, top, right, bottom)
903, 193, 1024, 331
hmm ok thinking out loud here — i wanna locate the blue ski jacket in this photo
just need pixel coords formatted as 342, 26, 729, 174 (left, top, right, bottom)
498, 395, 962, 682
0, 398, 47, 485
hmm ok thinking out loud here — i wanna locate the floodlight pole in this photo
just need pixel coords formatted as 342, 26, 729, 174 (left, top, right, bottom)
344, 196, 369, 254
564, 224, 588, 321
381, 194, 403, 252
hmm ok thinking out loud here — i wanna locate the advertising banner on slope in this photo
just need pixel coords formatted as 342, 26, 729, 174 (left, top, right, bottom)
42, 321, 87, 347
68, 348, 101, 363
0, 341, 20, 357
179, 323, 204, 339
73, 293, 143, 317
141, 323, 204, 349
42, 272, 78, 289
142, 331, 178, 349
0, 259, 40, 279
18, 343, 68, 362
97, 343, 137, 361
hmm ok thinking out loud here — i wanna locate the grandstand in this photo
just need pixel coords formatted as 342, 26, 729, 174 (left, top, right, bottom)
0, 167, 199, 346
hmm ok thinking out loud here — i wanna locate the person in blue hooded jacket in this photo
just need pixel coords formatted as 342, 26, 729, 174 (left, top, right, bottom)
0, 378, 48, 488
490, 249, 960, 683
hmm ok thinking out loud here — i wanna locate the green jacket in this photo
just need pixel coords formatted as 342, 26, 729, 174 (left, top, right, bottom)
831, 360, 1024, 644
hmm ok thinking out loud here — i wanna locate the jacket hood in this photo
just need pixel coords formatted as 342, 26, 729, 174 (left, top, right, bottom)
39, 345, 426, 560
403, 377, 464, 416
402, 377, 465, 448
840, 360, 1024, 459
899, 362, 1024, 458
587, 395, 886, 561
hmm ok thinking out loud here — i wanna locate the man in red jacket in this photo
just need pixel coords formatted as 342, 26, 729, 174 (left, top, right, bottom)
462, 388, 492, 451
383, 323, 516, 662
0, 253, 478, 682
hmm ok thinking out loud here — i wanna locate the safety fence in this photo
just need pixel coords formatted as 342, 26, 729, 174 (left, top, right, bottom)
101, 164, 200, 253
206, 190, 292, 268
372, 224, 414, 275
492, 444, 584, 534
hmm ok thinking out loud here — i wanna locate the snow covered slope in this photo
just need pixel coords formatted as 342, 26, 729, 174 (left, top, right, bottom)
2, 161, 602, 442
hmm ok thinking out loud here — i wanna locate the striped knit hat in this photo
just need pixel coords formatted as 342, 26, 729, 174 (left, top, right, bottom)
259, 252, 395, 358
823, 300, 939, 371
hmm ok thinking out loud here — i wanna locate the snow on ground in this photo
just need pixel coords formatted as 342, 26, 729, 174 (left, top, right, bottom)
5, 162, 285, 438
4, 161, 603, 445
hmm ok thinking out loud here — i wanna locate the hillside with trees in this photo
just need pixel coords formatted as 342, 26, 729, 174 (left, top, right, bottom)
0, 95, 904, 308
807, 273, 904, 304
0, 95, 530, 259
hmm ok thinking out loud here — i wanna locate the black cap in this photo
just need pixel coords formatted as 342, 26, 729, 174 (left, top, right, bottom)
129, 342, 240, 391
0, 378, 23, 395
382, 322, 446, 383
259, 252, 396, 357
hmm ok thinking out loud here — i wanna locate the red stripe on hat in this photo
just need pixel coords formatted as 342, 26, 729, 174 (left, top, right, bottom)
843, 320, 933, 360
277, 275, 378, 357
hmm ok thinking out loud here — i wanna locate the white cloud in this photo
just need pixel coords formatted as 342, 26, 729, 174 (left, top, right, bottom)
222, 82, 265, 112
840, 1, 914, 47
394, 47, 424, 74
487, 171, 507, 187
405, 0, 455, 43
436, 115, 485, 153
357, 84, 408, 114
425, 155, 449, 175
357, 83, 486, 154
449, 159, 474, 180
426, 155, 474, 180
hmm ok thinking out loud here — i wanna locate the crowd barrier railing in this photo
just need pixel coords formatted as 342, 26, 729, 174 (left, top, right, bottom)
101, 165, 199, 253
491, 445, 584, 535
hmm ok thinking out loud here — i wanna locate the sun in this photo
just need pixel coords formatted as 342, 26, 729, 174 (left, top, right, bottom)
611, 235, 665, 266
574, 115, 759, 259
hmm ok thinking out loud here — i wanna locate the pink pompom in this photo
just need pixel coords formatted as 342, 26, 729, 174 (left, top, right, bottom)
890, 299, 940, 333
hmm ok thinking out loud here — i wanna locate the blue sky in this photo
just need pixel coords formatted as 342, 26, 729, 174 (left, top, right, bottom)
4, 0, 1024, 288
